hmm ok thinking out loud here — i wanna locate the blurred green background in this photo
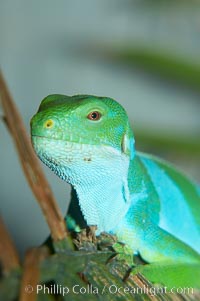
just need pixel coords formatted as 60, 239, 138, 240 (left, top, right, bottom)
0, 0, 200, 256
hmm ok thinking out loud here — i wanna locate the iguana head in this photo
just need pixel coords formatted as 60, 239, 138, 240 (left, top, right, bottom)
30, 94, 134, 184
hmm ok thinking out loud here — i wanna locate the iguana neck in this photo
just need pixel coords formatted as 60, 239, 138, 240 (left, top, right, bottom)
33, 137, 132, 233
73, 169, 130, 234
66, 144, 131, 234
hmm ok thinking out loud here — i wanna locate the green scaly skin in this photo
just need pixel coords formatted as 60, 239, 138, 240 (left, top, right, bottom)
30, 94, 200, 289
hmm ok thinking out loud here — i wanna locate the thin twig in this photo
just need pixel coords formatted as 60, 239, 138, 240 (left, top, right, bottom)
0, 217, 20, 275
19, 247, 49, 301
0, 70, 68, 241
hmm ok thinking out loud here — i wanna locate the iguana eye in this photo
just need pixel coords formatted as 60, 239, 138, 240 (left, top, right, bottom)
87, 111, 101, 121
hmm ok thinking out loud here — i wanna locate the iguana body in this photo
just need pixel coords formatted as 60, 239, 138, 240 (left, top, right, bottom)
31, 95, 200, 270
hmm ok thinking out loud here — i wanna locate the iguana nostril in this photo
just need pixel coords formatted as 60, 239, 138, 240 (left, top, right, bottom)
44, 119, 54, 129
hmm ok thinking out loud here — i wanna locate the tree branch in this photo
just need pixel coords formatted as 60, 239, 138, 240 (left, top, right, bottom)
0, 217, 20, 275
0, 70, 68, 242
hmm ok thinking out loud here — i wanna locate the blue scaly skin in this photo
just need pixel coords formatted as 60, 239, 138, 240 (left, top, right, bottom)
30, 95, 200, 280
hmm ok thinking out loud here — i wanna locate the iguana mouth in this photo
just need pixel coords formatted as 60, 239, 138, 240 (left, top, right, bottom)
31, 134, 98, 145
31, 136, 95, 160
31, 134, 45, 138
31, 134, 68, 141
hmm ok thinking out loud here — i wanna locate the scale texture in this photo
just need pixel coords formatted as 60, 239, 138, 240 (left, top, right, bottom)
31, 94, 200, 266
